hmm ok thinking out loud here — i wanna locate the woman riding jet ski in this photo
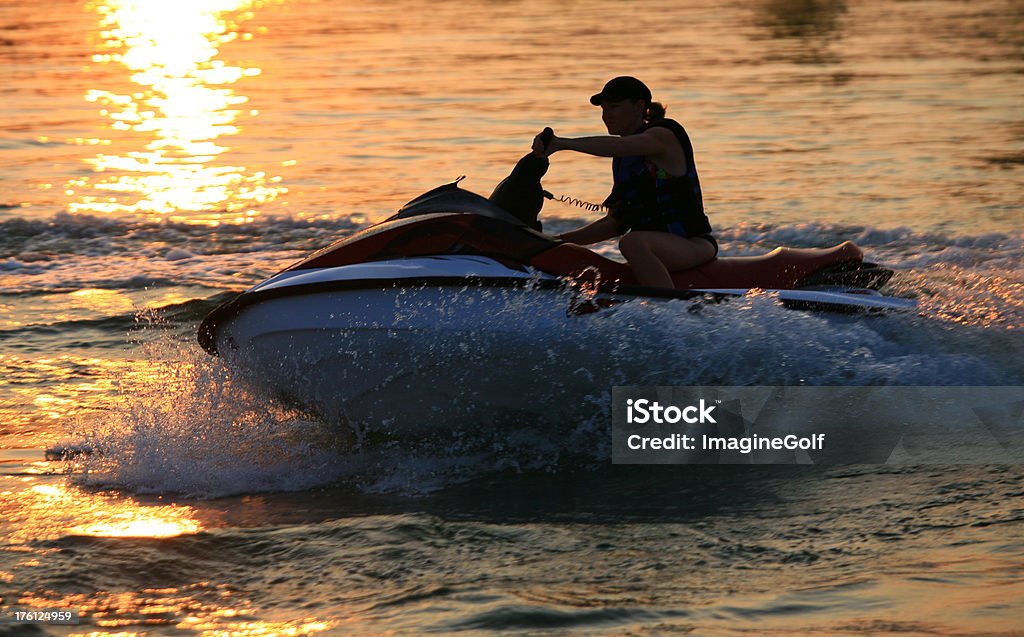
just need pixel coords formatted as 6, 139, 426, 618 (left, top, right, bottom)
196, 104, 913, 434
534, 76, 718, 289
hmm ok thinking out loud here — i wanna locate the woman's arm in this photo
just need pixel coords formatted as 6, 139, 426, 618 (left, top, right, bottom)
557, 215, 620, 245
534, 127, 676, 159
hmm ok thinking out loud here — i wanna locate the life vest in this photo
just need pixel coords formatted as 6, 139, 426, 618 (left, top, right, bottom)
603, 118, 712, 238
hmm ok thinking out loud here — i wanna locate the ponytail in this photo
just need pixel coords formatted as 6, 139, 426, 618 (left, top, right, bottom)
646, 101, 667, 121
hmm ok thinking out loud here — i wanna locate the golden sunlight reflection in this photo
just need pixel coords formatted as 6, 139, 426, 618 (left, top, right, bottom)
6, 482, 201, 542
22, 588, 336, 636
1, 353, 144, 448
178, 617, 335, 636
69, 288, 137, 314
70, 0, 285, 223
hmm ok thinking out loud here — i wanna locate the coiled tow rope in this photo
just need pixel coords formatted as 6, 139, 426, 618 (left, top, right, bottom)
543, 190, 607, 213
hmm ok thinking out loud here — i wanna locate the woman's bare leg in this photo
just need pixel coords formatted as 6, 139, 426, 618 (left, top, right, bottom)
619, 231, 716, 288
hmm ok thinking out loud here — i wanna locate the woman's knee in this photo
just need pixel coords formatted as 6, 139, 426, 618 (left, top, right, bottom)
618, 232, 649, 259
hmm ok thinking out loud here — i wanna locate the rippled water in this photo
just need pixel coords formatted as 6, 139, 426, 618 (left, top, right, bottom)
1, 0, 1022, 635
3, 0, 1022, 230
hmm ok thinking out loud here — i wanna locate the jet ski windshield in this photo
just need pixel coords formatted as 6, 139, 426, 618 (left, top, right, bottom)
392, 152, 551, 230
390, 181, 527, 227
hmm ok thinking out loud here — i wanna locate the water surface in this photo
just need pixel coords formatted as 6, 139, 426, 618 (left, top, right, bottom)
1, 0, 1022, 635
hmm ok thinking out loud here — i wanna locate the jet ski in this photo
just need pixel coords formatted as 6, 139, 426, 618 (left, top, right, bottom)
197, 152, 915, 434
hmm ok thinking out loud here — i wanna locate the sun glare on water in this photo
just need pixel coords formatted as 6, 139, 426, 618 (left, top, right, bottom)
20, 483, 202, 539
68, 0, 285, 223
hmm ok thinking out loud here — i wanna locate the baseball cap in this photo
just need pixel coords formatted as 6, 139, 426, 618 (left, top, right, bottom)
589, 76, 652, 106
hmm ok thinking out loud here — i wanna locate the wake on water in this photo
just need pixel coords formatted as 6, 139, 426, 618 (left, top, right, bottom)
62, 321, 345, 498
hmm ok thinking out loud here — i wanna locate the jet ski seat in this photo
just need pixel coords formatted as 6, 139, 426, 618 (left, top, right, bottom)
530, 240, 865, 290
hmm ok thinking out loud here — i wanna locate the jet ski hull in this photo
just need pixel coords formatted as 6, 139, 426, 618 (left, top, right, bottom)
211, 279, 610, 437
204, 255, 914, 436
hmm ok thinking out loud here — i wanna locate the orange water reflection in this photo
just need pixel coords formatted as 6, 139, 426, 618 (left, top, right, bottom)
69, 0, 285, 224
21, 584, 335, 637
5, 482, 335, 634
5, 483, 200, 542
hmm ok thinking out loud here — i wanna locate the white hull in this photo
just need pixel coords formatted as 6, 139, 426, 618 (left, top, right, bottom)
217, 274, 603, 437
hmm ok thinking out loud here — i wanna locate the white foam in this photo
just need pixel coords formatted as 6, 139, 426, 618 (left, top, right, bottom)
68, 332, 347, 498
